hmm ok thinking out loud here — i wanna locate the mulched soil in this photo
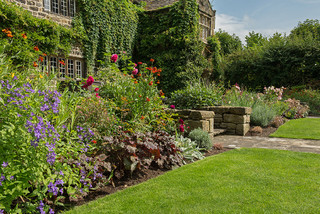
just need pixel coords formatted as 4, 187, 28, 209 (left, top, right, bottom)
67, 148, 231, 209
245, 126, 278, 137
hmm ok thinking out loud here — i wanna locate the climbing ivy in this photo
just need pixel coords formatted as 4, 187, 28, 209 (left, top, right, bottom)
134, 0, 208, 94
74, 0, 140, 73
0, 0, 79, 69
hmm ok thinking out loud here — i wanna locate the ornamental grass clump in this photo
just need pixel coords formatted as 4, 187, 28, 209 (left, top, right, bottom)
188, 128, 212, 151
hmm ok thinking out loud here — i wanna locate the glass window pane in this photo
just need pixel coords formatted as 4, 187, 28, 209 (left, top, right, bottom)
61, 0, 67, 16
51, 0, 59, 14
50, 57, 57, 73
68, 59, 74, 78
76, 60, 82, 78
59, 58, 66, 78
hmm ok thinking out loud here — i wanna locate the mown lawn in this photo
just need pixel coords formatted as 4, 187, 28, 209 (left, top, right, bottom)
270, 118, 320, 140
65, 148, 320, 214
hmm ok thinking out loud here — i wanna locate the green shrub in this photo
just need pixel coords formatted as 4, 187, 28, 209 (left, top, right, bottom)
188, 128, 212, 150
251, 104, 277, 127
284, 88, 320, 115
170, 80, 224, 109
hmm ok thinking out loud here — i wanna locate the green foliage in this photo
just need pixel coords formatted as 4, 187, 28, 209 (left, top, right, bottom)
188, 128, 212, 150
215, 29, 242, 55
284, 88, 320, 115
223, 34, 320, 91
75, 96, 119, 140
134, 0, 208, 93
207, 35, 223, 81
250, 104, 277, 127
170, 80, 224, 109
290, 19, 320, 42
98, 55, 170, 133
75, 0, 140, 73
175, 135, 205, 163
0, 0, 78, 69
245, 31, 267, 48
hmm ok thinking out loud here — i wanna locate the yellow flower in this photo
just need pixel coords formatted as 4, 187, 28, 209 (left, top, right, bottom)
39, 74, 43, 79
11, 73, 14, 78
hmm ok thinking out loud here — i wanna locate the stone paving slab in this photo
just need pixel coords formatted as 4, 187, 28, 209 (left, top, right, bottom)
213, 135, 320, 154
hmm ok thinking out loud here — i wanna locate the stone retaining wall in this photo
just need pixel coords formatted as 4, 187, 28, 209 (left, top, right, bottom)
174, 109, 215, 140
198, 106, 252, 135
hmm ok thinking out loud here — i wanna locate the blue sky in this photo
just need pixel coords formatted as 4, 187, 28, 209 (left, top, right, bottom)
212, 0, 320, 42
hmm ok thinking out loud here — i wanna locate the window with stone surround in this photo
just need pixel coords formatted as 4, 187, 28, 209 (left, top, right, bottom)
42, 56, 84, 79
199, 13, 212, 41
43, 0, 76, 17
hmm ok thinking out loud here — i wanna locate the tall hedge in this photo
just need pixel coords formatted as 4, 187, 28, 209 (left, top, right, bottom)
134, 0, 208, 94
224, 36, 320, 90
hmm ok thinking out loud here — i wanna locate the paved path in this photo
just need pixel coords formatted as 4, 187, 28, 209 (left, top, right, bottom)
213, 135, 320, 154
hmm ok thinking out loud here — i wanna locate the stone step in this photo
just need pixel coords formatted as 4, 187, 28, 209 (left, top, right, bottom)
214, 129, 227, 136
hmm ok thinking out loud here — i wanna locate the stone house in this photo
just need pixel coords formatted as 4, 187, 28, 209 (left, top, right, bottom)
5, 0, 215, 79
6, 0, 85, 79
134, 0, 216, 43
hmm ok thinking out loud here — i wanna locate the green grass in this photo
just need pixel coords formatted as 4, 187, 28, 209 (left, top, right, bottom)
270, 118, 320, 140
65, 148, 320, 214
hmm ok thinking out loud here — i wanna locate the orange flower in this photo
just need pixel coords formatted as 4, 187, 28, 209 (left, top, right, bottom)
157, 73, 161, 76
7, 33, 13, 38
1, 29, 7, 33
92, 140, 97, 144
156, 80, 160, 84
59, 60, 65, 66
146, 97, 150, 102
33, 62, 38, 67
134, 80, 138, 84
21, 33, 27, 39
43, 53, 47, 56
123, 74, 126, 76
151, 67, 158, 74
160, 90, 165, 96
140, 116, 145, 120
138, 73, 142, 77
39, 56, 44, 62
150, 58, 154, 62
148, 81, 153, 86
34, 46, 39, 51
139, 95, 142, 97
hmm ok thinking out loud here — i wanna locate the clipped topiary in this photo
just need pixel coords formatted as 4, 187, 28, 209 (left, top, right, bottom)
188, 128, 212, 150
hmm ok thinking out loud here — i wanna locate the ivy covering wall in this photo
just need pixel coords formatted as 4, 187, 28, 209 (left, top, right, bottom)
0, 0, 78, 69
134, 0, 208, 94
74, 0, 140, 73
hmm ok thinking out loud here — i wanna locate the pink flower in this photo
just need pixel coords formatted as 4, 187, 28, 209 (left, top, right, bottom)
95, 93, 100, 98
170, 105, 175, 109
134, 63, 137, 67
111, 54, 118, 63
82, 76, 94, 89
179, 119, 184, 124
132, 68, 138, 75
235, 83, 240, 91
179, 124, 185, 132
94, 88, 99, 92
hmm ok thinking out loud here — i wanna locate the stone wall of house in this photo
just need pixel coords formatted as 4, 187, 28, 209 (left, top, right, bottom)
199, 106, 252, 136
7, 0, 72, 27
134, 0, 179, 10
